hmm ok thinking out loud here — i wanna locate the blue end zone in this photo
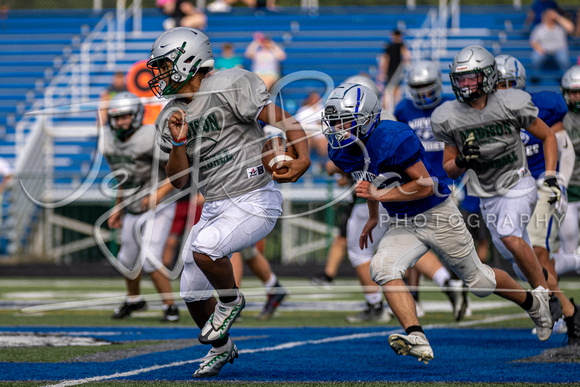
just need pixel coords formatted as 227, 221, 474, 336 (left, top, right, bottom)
1, 326, 578, 383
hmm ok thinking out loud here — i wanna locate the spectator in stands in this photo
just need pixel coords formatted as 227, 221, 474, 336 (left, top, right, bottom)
206, 0, 275, 13
377, 30, 411, 112
157, 0, 207, 31
214, 43, 244, 72
530, 9, 574, 73
244, 32, 286, 91
98, 71, 128, 125
0, 157, 13, 195
524, 0, 562, 31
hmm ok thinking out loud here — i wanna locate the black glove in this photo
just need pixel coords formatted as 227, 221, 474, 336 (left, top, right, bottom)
543, 175, 561, 205
455, 132, 480, 169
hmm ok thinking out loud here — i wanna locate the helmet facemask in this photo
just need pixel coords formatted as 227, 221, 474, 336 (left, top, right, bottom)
563, 89, 580, 114
148, 42, 201, 98
109, 113, 138, 141
561, 65, 580, 114
322, 106, 380, 149
450, 67, 496, 103
409, 81, 442, 109
107, 91, 144, 141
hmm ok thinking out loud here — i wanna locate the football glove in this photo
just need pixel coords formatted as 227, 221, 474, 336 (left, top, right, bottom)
455, 132, 480, 169
543, 175, 561, 205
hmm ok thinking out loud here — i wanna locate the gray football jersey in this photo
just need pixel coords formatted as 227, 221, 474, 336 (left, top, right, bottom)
156, 68, 271, 201
563, 112, 580, 186
431, 89, 537, 197
102, 125, 169, 214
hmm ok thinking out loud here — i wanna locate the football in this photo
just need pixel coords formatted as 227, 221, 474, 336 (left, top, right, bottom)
261, 136, 297, 174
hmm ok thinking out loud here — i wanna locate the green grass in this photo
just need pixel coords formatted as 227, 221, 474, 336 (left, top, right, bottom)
0, 340, 163, 363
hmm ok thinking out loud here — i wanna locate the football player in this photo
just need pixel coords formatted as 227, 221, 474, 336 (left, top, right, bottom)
148, 27, 310, 377
432, 45, 558, 335
495, 54, 579, 339
555, 65, 580, 344
323, 82, 552, 364
394, 60, 473, 321
103, 91, 179, 322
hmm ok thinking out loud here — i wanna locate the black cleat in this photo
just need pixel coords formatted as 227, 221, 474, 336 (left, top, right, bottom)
256, 282, 287, 320
111, 300, 147, 319
160, 304, 180, 322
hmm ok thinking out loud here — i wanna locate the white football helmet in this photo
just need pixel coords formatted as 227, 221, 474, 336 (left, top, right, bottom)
561, 65, 580, 113
449, 45, 498, 103
107, 91, 144, 140
495, 54, 526, 90
407, 60, 442, 109
147, 27, 214, 98
343, 75, 380, 98
322, 83, 381, 149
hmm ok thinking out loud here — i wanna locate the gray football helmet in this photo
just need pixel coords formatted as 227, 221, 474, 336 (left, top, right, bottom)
343, 75, 380, 98
495, 54, 526, 90
449, 45, 498, 103
407, 60, 442, 109
322, 83, 381, 149
107, 91, 144, 141
561, 65, 580, 113
147, 27, 214, 98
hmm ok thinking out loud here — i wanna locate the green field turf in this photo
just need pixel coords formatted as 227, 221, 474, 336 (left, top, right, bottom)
1, 276, 579, 386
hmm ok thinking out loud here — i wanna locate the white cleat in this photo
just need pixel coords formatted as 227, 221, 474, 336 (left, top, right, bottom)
388, 333, 434, 364
199, 294, 246, 345
528, 286, 553, 341
193, 339, 238, 378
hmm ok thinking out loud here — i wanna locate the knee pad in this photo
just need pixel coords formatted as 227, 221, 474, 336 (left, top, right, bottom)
369, 255, 405, 286
193, 226, 223, 258
240, 245, 257, 262
468, 265, 497, 298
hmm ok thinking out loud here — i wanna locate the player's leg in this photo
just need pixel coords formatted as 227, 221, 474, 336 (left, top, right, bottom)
193, 185, 282, 346
414, 251, 468, 321
311, 203, 350, 287
428, 198, 553, 341
231, 252, 244, 287
141, 202, 180, 322
345, 203, 391, 323
480, 179, 549, 290
370, 224, 433, 364
553, 202, 580, 275
243, 245, 288, 320
112, 213, 147, 319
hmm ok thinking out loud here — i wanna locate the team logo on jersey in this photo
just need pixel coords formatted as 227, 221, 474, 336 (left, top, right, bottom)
247, 165, 265, 178
520, 131, 530, 145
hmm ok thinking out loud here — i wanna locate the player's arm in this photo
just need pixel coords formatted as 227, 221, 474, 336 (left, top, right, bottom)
141, 177, 174, 211
355, 160, 435, 202
359, 199, 379, 250
442, 144, 465, 179
166, 109, 190, 189
108, 188, 124, 229
526, 117, 558, 176
258, 103, 311, 183
552, 122, 575, 188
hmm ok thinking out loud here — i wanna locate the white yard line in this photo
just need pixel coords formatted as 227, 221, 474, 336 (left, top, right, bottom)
43, 313, 529, 387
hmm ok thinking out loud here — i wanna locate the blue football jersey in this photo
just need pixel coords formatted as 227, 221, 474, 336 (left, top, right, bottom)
521, 91, 567, 179
394, 96, 455, 185
328, 120, 450, 217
